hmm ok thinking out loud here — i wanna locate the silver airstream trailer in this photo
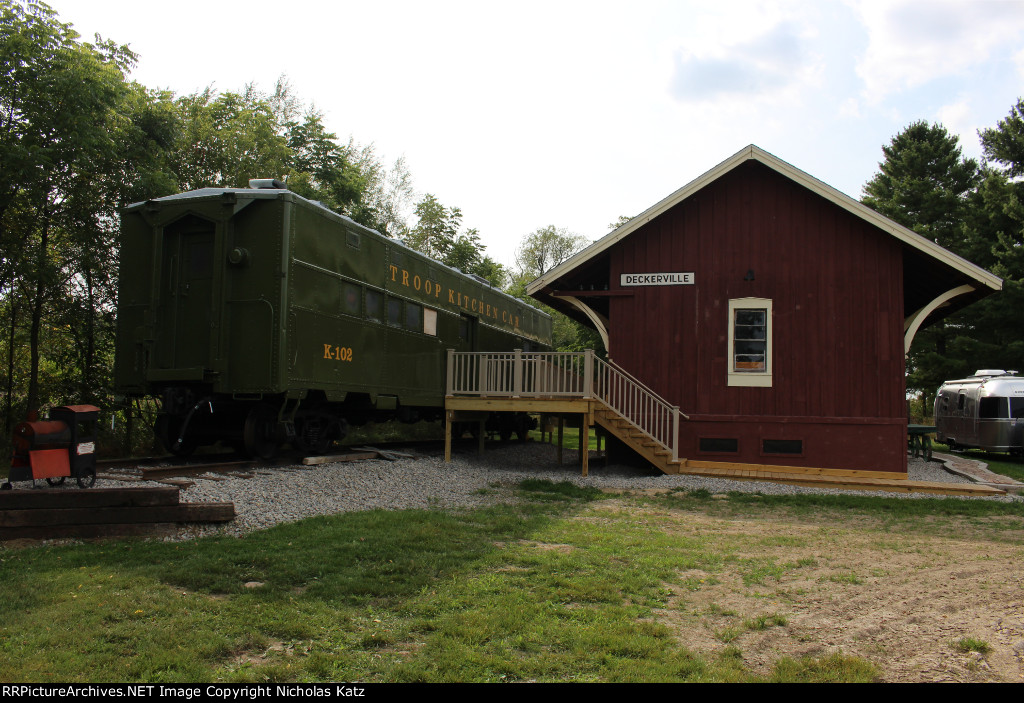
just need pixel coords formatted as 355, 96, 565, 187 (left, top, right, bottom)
934, 370, 1024, 454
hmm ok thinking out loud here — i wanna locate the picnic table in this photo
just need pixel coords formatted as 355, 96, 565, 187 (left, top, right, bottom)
908, 424, 936, 461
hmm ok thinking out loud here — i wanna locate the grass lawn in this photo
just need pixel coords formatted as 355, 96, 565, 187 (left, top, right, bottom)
2, 480, 1023, 683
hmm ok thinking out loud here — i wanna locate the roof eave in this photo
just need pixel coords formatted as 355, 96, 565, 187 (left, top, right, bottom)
526, 144, 1002, 296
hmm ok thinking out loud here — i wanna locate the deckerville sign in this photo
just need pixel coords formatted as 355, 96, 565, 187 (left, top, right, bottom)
620, 272, 695, 287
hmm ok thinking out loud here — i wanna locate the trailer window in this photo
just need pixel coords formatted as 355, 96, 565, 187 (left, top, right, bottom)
979, 397, 1008, 419
1011, 398, 1024, 419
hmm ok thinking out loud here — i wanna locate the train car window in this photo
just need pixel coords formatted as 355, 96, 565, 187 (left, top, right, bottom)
979, 397, 1008, 419
346, 231, 361, 249
957, 393, 966, 411
343, 284, 361, 316
406, 302, 422, 332
423, 308, 437, 336
366, 291, 382, 322
387, 297, 402, 327
1011, 398, 1024, 418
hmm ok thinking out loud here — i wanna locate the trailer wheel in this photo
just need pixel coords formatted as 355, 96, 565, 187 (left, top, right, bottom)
1, 482, 11, 490
76, 468, 95, 489
46, 477, 66, 487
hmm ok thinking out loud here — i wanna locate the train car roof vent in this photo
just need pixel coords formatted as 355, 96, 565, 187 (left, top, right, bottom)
248, 178, 288, 190
973, 369, 1015, 377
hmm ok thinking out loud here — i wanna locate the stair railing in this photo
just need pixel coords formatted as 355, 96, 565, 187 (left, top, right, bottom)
447, 349, 685, 462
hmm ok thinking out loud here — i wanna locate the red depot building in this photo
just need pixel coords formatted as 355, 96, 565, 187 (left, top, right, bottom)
526, 146, 1001, 478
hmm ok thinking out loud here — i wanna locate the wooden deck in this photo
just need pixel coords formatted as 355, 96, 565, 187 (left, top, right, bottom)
444, 350, 1008, 497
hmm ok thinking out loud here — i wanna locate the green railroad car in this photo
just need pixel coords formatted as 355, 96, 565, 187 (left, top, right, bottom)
114, 180, 552, 457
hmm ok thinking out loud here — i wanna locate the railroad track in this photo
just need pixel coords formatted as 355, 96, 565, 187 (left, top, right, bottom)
1, 440, 453, 542
95, 441, 445, 483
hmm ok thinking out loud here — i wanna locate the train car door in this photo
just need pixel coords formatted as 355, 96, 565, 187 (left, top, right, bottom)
158, 216, 216, 371
459, 313, 477, 351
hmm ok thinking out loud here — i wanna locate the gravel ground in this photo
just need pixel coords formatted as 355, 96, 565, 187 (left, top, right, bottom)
162, 442, 1023, 540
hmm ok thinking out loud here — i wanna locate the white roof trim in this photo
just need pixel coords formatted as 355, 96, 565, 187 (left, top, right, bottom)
527, 145, 1002, 296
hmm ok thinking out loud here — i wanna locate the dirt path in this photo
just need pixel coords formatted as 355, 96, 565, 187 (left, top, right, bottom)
615, 506, 1024, 682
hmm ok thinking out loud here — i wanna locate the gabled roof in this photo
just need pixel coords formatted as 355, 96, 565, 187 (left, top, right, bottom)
526, 144, 1002, 299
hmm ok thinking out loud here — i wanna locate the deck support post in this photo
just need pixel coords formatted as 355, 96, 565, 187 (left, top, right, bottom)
557, 416, 564, 465
444, 409, 453, 463
478, 419, 486, 456
581, 412, 591, 477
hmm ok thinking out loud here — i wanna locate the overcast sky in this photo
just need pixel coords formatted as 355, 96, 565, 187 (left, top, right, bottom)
48, 0, 1024, 269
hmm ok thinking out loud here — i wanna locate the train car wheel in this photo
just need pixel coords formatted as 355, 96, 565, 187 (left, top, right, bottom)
46, 476, 66, 487
76, 468, 96, 489
244, 403, 280, 460
155, 414, 197, 457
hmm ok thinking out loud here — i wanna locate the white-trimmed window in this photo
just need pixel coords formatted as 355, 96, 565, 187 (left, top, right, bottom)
728, 298, 772, 387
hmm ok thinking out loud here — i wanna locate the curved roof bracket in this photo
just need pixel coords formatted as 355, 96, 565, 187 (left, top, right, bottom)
904, 284, 975, 355
555, 295, 610, 352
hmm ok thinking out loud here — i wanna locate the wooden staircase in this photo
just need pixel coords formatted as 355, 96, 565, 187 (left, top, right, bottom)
592, 403, 685, 475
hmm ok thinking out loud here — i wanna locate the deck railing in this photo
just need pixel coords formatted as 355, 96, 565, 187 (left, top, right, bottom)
446, 349, 684, 462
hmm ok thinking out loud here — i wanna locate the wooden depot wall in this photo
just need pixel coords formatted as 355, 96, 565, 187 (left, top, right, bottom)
604, 160, 907, 475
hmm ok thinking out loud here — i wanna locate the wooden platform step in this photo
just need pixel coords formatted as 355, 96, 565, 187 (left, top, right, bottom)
0, 486, 235, 541
674, 464, 1007, 497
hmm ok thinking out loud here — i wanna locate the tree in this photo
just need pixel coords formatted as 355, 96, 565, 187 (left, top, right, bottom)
862, 120, 980, 255
507, 226, 601, 352
979, 98, 1024, 177
0, 0, 174, 418
400, 193, 506, 285
861, 121, 986, 408
513, 225, 591, 279
405, 193, 461, 260
169, 85, 291, 192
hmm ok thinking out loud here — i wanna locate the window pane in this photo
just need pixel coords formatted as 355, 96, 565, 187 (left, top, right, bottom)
423, 308, 437, 336
343, 284, 361, 315
1011, 398, 1024, 419
366, 291, 382, 322
980, 397, 1008, 419
735, 310, 765, 326
387, 298, 402, 327
735, 341, 766, 355
735, 324, 766, 340
406, 302, 422, 331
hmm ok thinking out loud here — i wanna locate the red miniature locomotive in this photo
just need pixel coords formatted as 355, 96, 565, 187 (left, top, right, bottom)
4, 405, 99, 489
